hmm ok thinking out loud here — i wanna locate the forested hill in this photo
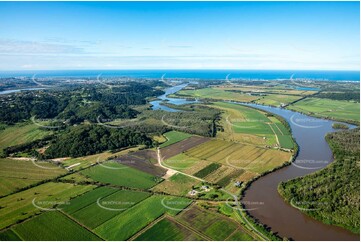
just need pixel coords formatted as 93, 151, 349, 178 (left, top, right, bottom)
279, 128, 360, 234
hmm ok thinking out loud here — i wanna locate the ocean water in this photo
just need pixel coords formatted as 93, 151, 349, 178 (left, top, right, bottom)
0, 70, 359, 81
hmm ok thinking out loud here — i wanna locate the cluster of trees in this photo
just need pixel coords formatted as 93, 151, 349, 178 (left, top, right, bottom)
315, 92, 360, 102
45, 125, 153, 158
0, 82, 164, 124
279, 128, 360, 233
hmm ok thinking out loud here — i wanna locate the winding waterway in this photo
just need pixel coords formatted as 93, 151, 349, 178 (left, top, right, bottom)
153, 84, 359, 241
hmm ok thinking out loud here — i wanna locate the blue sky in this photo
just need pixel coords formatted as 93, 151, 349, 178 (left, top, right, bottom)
0, 1, 359, 70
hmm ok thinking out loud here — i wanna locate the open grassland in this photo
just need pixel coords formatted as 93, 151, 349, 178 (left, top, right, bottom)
81, 163, 160, 189
134, 217, 204, 241
60, 146, 142, 171
288, 98, 360, 123
255, 94, 303, 106
152, 173, 199, 196
0, 158, 66, 196
0, 123, 51, 155
185, 139, 291, 176
212, 102, 294, 149
227, 230, 254, 241
10, 211, 100, 240
218, 85, 316, 96
0, 182, 94, 230
94, 195, 192, 240
163, 153, 202, 170
175, 88, 258, 102
176, 205, 247, 241
159, 131, 192, 148
62, 188, 151, 229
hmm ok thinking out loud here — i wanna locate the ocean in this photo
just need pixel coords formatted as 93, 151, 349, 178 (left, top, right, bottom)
0, 70, 359, 81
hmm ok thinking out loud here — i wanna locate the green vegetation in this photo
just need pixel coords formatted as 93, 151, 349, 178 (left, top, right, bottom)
288, 97, 360, 123
94, 195, 191, 240
152, 173, 199, 196
81, 163, 160, 189
134, 217, 203, 241
194, 163, 221, 178
11, 211, 100, 240
45, 125, 152, 158
63, 189, 151, 229
0, 158, 66, 196
159, 131, 192, 148
227, 230, 254, 241
332, 123, 349, 129
0, 182, 94, 230
279, 128, 360, 233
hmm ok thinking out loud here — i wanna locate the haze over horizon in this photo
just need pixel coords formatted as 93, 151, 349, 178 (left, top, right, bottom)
0, 1, 359, 71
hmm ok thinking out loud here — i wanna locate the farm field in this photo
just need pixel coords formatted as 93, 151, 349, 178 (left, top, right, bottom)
152, 173, 199, 196
163, 153, 201, 170
0, 123, 51, 155
160, 136, 209, 160
60, 146, 142, 171
64, 189, 151, 229
134, 217, 204, 241
0, 182, 94, 230
288, 97, 360, 123
0, 158, 66, 196
255, 94, 303, 106
9, 211, 100, 240
211, 102, 294, 148
176, 205, 249, 241
159, 131, 192, 148
94, 195, 192, 240
175, 88, 258, 102
81, 162, 160, 189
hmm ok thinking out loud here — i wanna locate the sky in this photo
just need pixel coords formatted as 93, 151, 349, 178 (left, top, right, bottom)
0, 1, 359, 70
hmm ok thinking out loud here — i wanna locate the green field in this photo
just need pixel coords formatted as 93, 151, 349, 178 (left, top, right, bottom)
159, 131, 192, 148
152, 173, 199, 196
288, 98, 360, 123
0, 158, 66, 196
134, 217, 203, 241
175, 88, 259, 102
81, 163, 160, 189
176, 205, 241, 241
193, 163, 221, 178
227, 230, 254, 241
94, 195, 191, 240
10, 211, 100, 240
67, 190, 151, 229
0, 182, 95, 230
256, 94, 303, 106
0, 123, 51, 155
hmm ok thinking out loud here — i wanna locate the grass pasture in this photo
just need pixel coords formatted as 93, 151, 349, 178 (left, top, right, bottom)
159, 131, 192, 148
0, 182, 94, 230
134, 217, 204, 241
11, 211, 100, 240
288, 97, 360, 123
176, 205, 243, 240
94, 195, 192, 240
152, 173, 199, 196
0, 123, 51, 155
81, 162, 160, 189
67, 190, 151, 229
256, 94, 303, 106
175, 88, 258, 102
0, 158, 66, 197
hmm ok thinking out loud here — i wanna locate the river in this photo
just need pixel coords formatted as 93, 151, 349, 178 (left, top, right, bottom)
153, 84, 359, 241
